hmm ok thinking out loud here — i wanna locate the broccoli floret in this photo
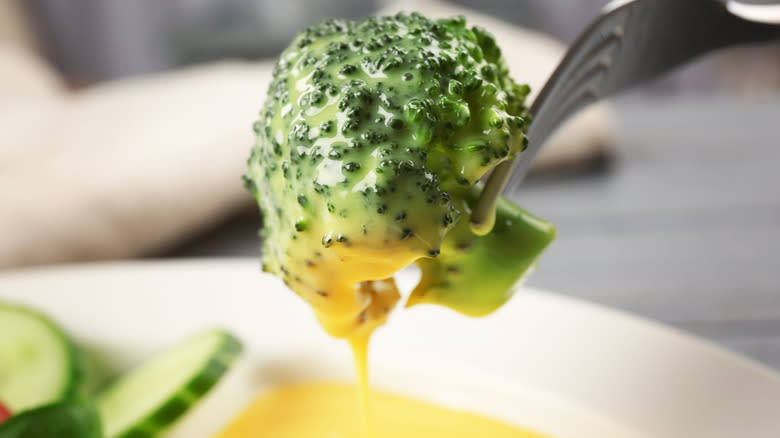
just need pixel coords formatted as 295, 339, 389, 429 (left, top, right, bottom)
245, 12, 553, 336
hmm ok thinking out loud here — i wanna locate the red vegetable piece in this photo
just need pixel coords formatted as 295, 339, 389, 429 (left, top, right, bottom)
0, 400, 11, 424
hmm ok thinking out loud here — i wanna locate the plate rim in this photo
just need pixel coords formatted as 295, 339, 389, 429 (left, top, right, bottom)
2, 257, 777, 382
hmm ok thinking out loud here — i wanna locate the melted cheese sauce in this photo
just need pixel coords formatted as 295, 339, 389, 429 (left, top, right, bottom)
282, 238, 424, 438
260, 192, 550, 438
284, 225, 422, 339
297, 246, 409, 434
350, 336, 373, 438
215, 382, 552, 438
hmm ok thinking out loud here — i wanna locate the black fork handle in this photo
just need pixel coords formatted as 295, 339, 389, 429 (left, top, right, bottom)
470, 0, 780, 234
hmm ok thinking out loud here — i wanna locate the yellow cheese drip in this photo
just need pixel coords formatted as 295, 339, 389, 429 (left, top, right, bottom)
215, 382, 553, 438
283, 235, 424, 438
285, 224, 419, 338
350, 335, 373, 438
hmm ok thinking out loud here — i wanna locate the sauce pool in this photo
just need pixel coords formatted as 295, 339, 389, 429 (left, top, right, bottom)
215, 382, 553, 438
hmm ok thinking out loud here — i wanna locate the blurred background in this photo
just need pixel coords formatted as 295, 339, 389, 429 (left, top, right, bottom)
13, 0, 780, 91
1, 0, 779, 368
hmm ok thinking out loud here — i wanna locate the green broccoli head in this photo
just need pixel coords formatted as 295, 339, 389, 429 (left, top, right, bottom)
244, 12, 550, 336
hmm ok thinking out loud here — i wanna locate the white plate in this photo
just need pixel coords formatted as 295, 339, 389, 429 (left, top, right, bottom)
1, 259, 779, 438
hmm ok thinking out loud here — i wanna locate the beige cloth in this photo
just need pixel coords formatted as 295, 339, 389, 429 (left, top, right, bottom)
0, 0, 614, 269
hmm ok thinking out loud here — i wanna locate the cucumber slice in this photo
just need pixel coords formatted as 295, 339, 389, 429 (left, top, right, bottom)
0, 302, 82, 412
97, 329, 242, 438
0, 399, 102, 438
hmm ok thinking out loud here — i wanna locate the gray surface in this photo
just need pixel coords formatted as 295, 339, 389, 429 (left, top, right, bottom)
519, 95, 780, 369
166, 95, 780, 369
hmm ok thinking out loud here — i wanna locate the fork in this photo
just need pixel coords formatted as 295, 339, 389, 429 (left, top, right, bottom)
470, 0, 780, 234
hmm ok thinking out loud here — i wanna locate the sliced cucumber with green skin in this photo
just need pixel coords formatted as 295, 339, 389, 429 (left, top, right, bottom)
0, 301, 83, 412
0, 399, 103, 438
97, 329, 242, 438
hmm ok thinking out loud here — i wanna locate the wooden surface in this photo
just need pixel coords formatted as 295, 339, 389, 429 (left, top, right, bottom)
166, 95, 780, 370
